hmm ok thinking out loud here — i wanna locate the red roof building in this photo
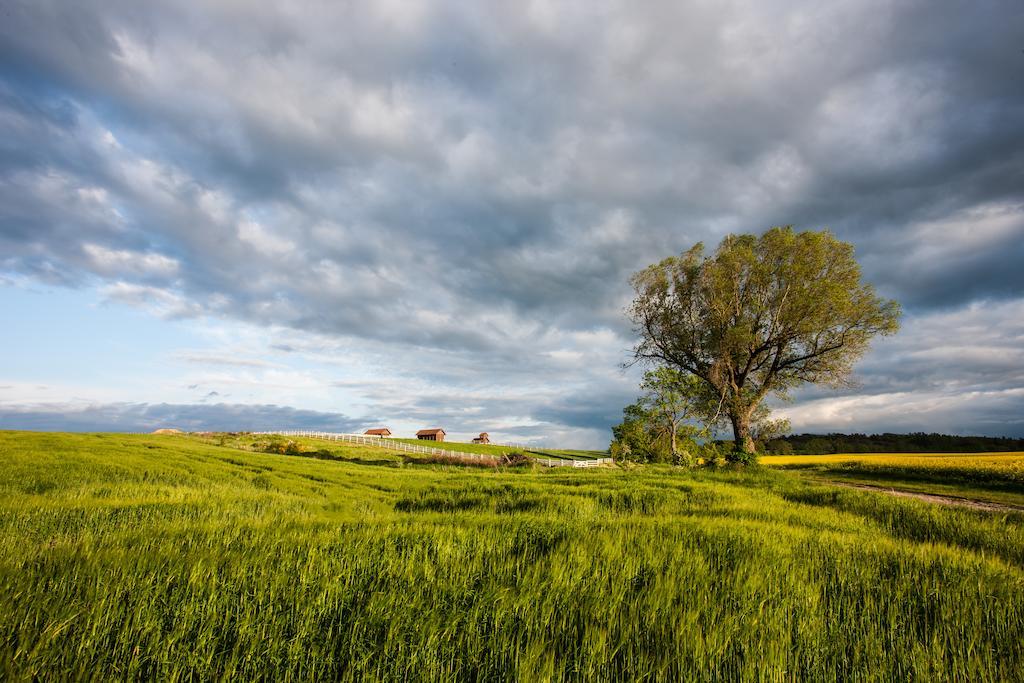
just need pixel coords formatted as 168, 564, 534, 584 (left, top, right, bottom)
416, 428, 446, 442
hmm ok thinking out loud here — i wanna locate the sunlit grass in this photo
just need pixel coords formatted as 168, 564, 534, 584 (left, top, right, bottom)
763, 452, 1024, 507
1, 431, 1021, 680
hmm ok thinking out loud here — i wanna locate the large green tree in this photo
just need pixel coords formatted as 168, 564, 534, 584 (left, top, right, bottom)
627, 227, 900, 458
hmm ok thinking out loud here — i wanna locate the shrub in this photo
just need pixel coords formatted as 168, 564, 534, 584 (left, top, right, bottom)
500, 451, 531, 467
258, 439, 303, 456
726, 446, 759, 465
697, 441, 727, 467
404, 454, 499, 469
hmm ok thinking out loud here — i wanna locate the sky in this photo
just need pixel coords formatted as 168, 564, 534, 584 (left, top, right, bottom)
1, 1, 1023, 448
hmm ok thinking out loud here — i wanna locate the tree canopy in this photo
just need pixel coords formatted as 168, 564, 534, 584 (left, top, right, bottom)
628, 227, 900, 458
609, 368, 708, 465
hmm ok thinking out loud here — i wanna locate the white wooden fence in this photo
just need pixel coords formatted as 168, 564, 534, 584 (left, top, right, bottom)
252, 430, 613, 468
532, 455, 614, 469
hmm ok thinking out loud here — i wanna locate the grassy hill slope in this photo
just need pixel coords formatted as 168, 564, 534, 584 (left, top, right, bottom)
386, 437, 607, 460
387, 437, 525, 456
1, 431, 1022, 680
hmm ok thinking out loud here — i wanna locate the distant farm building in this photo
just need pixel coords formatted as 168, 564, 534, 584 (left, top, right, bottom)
472, 432, 490, 444
364, 428, 392, 437
416, 428, 446, 442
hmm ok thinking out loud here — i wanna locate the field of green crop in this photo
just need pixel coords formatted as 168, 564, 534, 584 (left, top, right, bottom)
763, 452, 1024, 508
1, 431, 1022, 680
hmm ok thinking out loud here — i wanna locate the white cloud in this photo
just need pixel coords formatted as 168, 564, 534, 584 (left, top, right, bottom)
778, 388, 1024, 437
174, 351, 278, 368
100, 282, 202, 318
83, 244, 180, 279
236, 219, 295, 256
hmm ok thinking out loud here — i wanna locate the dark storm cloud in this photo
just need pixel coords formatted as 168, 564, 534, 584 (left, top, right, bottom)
2, 0, 1023, 439
0, 401, 368, 433
531, 394, 630, 434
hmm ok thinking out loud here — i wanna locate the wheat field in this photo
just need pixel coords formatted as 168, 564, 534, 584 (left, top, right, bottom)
1, 431, 1022, 680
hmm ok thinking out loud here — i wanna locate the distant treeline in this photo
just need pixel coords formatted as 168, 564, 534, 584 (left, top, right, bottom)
762, 432, 1024, 455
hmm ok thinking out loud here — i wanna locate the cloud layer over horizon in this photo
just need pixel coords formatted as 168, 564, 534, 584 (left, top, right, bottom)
2, 0, 1023, 445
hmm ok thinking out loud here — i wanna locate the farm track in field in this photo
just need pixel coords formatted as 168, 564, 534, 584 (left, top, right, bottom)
813, 478, 1024, 513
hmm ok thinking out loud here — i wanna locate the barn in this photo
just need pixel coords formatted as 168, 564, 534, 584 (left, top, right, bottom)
364, 428, 392, 437
416, 428, 446, 442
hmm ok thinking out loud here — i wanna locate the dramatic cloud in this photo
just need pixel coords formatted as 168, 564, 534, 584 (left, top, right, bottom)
0, 401, 367, 433
1, 1, 1023, 443
776, 299, 1024, 437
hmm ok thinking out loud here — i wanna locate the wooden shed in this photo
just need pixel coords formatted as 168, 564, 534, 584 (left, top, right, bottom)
416, 428, 446, 442
364, 428, 392, 437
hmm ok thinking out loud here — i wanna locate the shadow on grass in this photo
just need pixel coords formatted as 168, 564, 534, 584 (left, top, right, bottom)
215, 444, 403, 469
296, 452, 402, 467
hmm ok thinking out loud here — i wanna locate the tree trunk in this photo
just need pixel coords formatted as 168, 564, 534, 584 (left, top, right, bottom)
730, 411, 756, 456
670, 420, 681, 466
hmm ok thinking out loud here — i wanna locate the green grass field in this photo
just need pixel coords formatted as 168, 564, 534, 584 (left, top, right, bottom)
1, 431, 1022, 680
386, 437, 608, 461
387, 437, 524, 456
763, 452, 1024, 508
199, 432, 606, 464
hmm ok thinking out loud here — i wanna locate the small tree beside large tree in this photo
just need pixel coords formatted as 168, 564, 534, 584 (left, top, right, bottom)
627, 227, 900, 461
610, 368, 710, 465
